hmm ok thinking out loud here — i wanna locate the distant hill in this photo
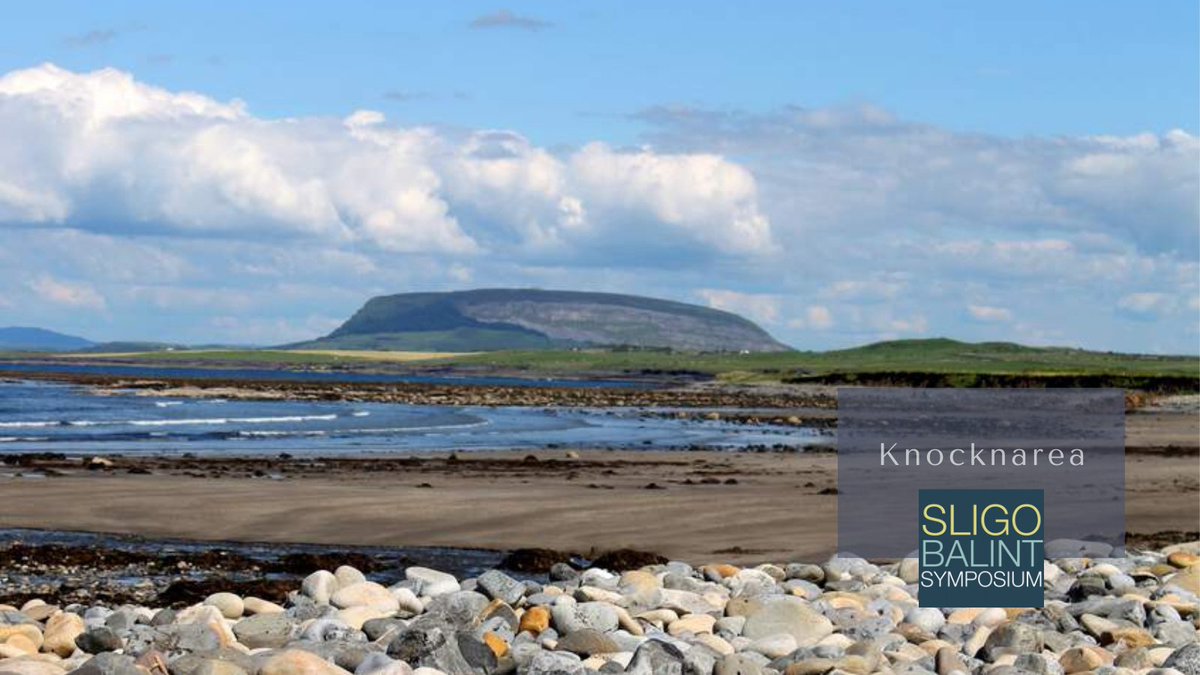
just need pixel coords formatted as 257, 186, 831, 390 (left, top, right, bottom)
296, 289, 790, 353
0, 326, 94, 352
74, 341, 188, 354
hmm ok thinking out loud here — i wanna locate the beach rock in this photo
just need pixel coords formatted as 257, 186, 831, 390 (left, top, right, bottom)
0, 625, 43, 651
242, 597, 285, 615
0, 662, 68, 675
525, 650, 586, 675
476, 570, 525, 606
43, 612, 86, 657
68, 652, 141, 675
74, 627, 124, 654
981, 622, 1042, 660
935, 645, 965, 675
386, 623, 472, 674
1164, 644, 1200, 675
551, 602, 619, 634
332, 583, 400, 612
625, 639, 687, 675
1168, 552, 1200, 568
519, 607, 551, 635
335, 566, 368, 589
455, 633, 499, 672
232, 613, 294, 649
1166, 566, 1200, 595
669, 614, 716, 636
740, 596, 833, 646
194, 662, 250, 675
555, 628, 620, 656
715, 653, 766, 675
303, 571, 340, 604
1059, 646, 1112, 673
260, 649, 350, 675
404, 568, 460, 598
423, 592, 489, 629
3, 635, 39, 656
203, 593, 244, 619
905, 607, 945, 634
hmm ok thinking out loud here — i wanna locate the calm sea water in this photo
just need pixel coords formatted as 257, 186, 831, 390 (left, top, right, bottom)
0, 380, 818, 456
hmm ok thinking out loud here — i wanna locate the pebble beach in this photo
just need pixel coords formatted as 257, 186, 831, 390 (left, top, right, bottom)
1, 542, 1198, 675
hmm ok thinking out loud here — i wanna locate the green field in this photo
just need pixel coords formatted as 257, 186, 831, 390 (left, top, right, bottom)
6, 339, 1196, 388
445, 339, 1200, 383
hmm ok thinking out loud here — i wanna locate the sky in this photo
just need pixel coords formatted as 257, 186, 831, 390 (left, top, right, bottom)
0, 1, 1197, 352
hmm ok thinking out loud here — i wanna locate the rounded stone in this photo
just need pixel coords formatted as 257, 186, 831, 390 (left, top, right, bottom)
43, 611, 86, 657
1059, 646, 1112, 673
331, 582, 399, 612
519, 606, 551, 635
243, 597, 285, 615
335, 565, 367, 588
259, 649, 348, 675
740, 596, 833, 647
555, 628, 620, 656
232, 613, 294, 649
302, 570, 339, 604
1164, 643, 1200, 675
204, 592, 245, 620
74, 626, 124, 654
404, 567, 461, 597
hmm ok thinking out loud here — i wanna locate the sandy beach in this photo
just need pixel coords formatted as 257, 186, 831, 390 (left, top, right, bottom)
2, 423, 1195, 565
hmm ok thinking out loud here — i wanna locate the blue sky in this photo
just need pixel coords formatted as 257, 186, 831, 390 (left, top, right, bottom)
0, 1, 1197, 352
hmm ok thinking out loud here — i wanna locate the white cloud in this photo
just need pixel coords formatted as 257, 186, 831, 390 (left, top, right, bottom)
0, 64, 771, 260
0, 66, 1196, 353
967, 304, 1013, 323
1117, 292, 1176, 317
641, 105, 1199, 255
27, 275, 107, 310
820, 279, 905, 301
696, 289, 780, 324
786, 305, 834, 331
569, 144, 774, 254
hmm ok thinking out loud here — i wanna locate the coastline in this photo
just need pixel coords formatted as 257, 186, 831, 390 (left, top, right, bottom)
2, 445, 1196, 565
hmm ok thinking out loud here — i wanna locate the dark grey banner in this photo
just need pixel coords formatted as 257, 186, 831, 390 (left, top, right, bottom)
837, 388, 1125, 558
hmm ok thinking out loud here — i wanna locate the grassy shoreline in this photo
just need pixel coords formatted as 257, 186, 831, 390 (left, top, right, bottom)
2, 338, 1197, 388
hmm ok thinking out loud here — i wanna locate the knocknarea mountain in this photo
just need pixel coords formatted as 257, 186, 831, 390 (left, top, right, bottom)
297, 289, 790, 353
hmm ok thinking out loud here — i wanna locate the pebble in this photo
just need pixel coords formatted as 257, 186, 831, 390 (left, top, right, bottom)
739, 595, 833, 646
519, 606, 551, 635
42, 612, 85, 657
204, 592, 245, 619
260, 649, 350, 674
404, 567, 460, 597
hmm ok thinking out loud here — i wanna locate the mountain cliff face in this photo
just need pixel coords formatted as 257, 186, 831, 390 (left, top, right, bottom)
306, 289, 790, 352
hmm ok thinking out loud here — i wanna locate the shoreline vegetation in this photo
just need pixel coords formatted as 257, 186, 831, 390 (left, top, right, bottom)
0, 338, 1196, 390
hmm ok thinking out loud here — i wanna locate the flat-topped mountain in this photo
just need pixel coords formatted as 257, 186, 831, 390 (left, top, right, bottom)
301, 289, 790, 352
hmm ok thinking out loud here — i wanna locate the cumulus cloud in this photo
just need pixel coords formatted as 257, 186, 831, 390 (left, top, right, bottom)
0, 65, 772, 260
640, 104, 1199, 256
967, 304, 1014, 323
1117, 292, 1176, 318
0, 65, 1196, 353
27, 275, 107, 310
697, 289, 780, 324
787, 306, 835, 331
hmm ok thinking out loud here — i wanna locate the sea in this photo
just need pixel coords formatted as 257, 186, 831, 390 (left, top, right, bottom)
0, 372, 820, 457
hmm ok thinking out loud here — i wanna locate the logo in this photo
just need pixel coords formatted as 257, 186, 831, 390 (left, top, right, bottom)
918, 489, 1044, 607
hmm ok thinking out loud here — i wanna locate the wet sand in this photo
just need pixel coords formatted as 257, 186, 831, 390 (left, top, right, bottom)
2, 434, 1195, 566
